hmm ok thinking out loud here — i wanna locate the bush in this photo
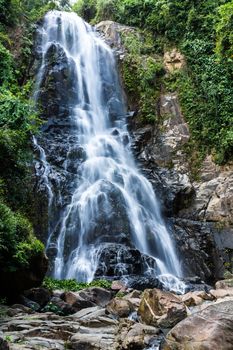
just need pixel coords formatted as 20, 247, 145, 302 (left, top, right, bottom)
120, 29, 165, 124
42, 277, 112, 291
215, 0, 233, 58
0, 43, 13, 85
72, 0, 97, 22
95, 0, 117, 22
0, 202, 44, 272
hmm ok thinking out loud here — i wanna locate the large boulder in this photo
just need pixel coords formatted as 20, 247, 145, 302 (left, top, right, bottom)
172, 218, 222, 281
0, 252, 48, 301
23, 287, 52, 308
0, 333, 9, 350
163, 299, 233, 350
106, 297, 134, 318
121, 323, 160, 350
209, 288, 233, 299
62, 287, 112, 310
138, 289, 187, 328
215, 278, 233, 289
94, 243, 156, 279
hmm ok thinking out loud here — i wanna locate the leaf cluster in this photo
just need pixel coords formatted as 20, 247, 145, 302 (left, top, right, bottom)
42, 277, 112, 291
0, 202, 44, 271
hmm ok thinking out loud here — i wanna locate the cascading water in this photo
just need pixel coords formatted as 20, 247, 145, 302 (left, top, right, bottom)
35, 10, 185, 292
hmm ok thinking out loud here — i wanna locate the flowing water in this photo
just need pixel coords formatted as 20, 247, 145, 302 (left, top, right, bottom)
35, 10, 185, 292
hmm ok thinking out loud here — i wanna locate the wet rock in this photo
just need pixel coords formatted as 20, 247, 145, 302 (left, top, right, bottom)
106, 297, 134, 318
163, 299, 233, 350
125, 275, 162, 291
38, 42, 78, 118
94, 243, 154, 278
130, 93, 193, 216
138, 289, 187, 328
172, 218, 222, 282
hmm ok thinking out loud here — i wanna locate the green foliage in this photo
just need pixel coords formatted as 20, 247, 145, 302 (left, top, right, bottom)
0, 0, 48, 280
0, 85, 38, 132
13, 239, 44, 267
0, 83, 40, 210
95, 0, 116, 22
43, 277, 112, 291
0, 202, 44, 271
116, 291, 126, 298
42, 301, 64, 315
121, 30, 165, 123
73, 0, 97, 22
215, 1, 233, 58
0, 43, 14, 85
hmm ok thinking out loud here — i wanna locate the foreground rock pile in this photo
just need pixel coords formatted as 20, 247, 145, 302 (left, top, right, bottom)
1, 278, 233, 350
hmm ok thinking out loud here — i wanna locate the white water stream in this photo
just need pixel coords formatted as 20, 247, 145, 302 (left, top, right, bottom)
35, 11, 185, 292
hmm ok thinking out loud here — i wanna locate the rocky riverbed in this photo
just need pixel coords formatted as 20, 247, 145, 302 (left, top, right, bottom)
1, 277, 233, 350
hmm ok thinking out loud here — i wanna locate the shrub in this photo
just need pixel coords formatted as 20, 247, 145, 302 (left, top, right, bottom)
215, 0, 233, 58
43, 277, 112, 291
0, 202, 44, 272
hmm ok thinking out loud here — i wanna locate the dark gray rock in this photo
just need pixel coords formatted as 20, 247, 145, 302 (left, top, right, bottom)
23, 287, 52, 308
172, 218, 223, 282
0, 252, 48, 302
94, 243, 156, 278
19, 296, 40, 311
0, 336, 9, 350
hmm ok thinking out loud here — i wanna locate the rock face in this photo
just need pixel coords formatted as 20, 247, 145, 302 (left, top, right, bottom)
164, 48, 185, 72
163, 299, 233, 350
97, 20, 233, 281
96, 20, 136, 51
131, 92, 226, 281
0, 304, 160, 350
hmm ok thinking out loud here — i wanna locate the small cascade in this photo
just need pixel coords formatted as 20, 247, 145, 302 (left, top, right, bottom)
34, 10, 184, 292
33, 136, 53, 208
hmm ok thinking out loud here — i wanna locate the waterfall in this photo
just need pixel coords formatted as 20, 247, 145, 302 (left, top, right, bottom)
35, 10, 185, 292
